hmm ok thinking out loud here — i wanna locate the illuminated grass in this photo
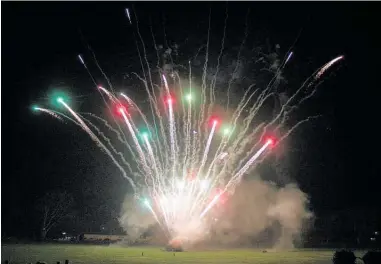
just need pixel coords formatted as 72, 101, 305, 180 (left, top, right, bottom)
1, 244, 362, 264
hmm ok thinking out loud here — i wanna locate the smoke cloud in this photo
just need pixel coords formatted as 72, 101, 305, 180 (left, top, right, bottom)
202, 179, 312, 249
119, 177, 312, 249
118, 196, 157, 242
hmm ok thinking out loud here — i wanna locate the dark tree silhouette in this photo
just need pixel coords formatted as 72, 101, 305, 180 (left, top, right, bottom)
36, 191, 74, 240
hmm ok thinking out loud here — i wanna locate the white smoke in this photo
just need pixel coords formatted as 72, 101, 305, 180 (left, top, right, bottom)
192, 178, 312, 249
119, 178, 312, 249
118, 196, 156, 243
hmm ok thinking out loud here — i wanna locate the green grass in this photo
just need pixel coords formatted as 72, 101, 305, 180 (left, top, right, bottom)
0, 244, 363, 264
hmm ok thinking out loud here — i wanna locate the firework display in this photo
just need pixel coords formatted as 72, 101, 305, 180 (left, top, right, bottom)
32, 8, 343, 243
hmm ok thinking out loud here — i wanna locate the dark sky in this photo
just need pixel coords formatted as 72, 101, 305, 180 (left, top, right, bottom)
2, 2, 381, 237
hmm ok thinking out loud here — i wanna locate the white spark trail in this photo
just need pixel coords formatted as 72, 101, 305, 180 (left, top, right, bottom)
227, 140, 272, 189
163, 75, 177, 177
35, 108, 64, 122
315, 55, 344, 80
81, 116, 136, 177
78, 54, 85, 66
198, 120, 218, 177
120, 109, 148, 169
285, 51, 293, 65
125, 8, 132, 24
58, 99, 137, 190
143, 134, 161, 178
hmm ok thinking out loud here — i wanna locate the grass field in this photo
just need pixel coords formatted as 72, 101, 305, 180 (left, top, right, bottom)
1, 244, 364, 264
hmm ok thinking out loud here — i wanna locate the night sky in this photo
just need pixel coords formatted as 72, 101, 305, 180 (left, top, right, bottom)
2, 2, 381, 238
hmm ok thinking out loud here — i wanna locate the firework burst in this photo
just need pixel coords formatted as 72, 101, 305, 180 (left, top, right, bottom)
32, 8, 343, 243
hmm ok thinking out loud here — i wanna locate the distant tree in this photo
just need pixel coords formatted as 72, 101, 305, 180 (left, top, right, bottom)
36, 190, 74, 240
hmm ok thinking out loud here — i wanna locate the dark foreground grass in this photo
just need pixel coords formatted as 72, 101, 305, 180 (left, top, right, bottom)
0, 244, 363, 264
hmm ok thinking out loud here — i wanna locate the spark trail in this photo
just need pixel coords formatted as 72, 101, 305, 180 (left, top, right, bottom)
125, 8, 132, 25
33, 10, 343, 243
34, 107, 64, 122
57, 98, 137, 190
